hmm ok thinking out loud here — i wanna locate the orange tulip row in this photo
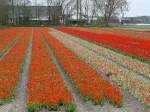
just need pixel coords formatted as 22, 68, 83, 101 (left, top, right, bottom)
27, 28, 74, 111
42, 28, 122, 107
0, 27, 22, 52
0, 28, 31, 102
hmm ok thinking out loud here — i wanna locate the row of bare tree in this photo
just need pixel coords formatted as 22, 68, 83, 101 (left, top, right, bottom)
0, 0, 128, 25
47, 0, 128, 25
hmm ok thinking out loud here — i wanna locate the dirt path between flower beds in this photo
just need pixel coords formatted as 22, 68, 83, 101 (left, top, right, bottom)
11, 34, 32, 112
49, 30, 150, 112
42, 34, 103, 112
98, 89, 150, 112
0, 32, 23, 60
0, 103, 14, 112
13, 35, 32, 112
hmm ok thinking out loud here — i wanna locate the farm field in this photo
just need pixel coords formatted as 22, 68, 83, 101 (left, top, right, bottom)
55, 27, 150, 64
69, 27, 150, 39
0, 27, 149, 112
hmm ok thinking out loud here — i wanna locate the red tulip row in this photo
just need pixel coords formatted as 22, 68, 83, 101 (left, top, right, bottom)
0, 27, 22, 52
70, 27, 150, 39
0, 28, 31, 102
42, 28, 122, 107
55, 27, 150, 59
27, 28, 74, 111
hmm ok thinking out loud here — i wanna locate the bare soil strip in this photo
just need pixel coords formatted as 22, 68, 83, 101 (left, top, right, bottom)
0, 103, 14, 112
0, 32, 24, 60
42, 33, 102, 112
49, 30, 150, 112
11, 34, 32, 112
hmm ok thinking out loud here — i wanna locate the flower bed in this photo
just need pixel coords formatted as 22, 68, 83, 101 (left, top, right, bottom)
50, 29, 150, 106
70, 27, 150, 40
55, 27, 150, 59
0, 27, 22, 52
42, 29, 123, 107
27, 28, 75, 112
0, 28, 30, 104
51, 30, 150, 78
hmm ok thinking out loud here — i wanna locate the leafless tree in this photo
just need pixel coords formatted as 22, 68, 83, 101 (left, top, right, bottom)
8, 0, 31, 24
94, 0, 128, 25
47, 0, 75, 24
47, 0, 53, 22
21, 0, 31, 24
47, 0, 63, 24
1, 0, 129, 25
61, 0, 76, 24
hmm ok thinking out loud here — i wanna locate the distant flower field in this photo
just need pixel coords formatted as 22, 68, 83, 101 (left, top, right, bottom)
55, 27, 150, 59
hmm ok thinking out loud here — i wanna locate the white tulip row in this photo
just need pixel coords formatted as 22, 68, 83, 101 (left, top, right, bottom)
50, 30, 150, 106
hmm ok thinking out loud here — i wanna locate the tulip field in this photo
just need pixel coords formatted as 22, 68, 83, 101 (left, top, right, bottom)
0, 28, 30, 101
55, 27, 150, 63
0, 27, 149, 112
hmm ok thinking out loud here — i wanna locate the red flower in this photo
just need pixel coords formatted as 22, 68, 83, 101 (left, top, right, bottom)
55, 27, 150, 59
0, 27, 31, 100
27, 28, 73, 110
42, 28, 122, 106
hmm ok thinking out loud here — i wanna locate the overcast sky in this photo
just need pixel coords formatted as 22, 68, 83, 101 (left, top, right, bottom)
127, 0, 150, 17
33, 0, 150, 17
